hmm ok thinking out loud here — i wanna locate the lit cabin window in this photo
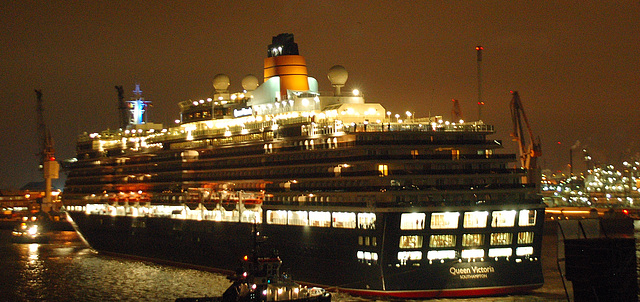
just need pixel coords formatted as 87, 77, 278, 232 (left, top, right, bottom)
400, 213, 426, 230
399, 235, 423, 249
430, 212, 460, 229
378, 164, 388, 177
451, 149, 460, 160
241, 210, 262, 223
309, 211, 331, 227
332, 212, 356, 228
463, 211, 488, 228
357, 251, 378, 264
516, 246, 534, 256
266, 210, 287, 225
518, 210, 537, 226
429, 234, 456, 248
357, 213, 376, 229
287, 210, 308, 226
489, 248, 513, 257
490, 232, 512, 246
461, 249, 484, 259
462, 234, 484, 247
518, 231, 534, 244
427, 250, 456, 260
491, 210, 516, 227
398, 251, 422, 262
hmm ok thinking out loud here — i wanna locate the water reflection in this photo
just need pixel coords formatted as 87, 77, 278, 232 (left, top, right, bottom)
1, 230, 229, 301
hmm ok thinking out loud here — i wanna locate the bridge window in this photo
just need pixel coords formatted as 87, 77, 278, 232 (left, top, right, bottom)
491, 210, 516, 227
463, 211, 488, 228
518, 210, 537, 226
400, 213, 425, 230
430, 212, 460, 229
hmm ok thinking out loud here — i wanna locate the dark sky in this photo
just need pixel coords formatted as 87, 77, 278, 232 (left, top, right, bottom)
1, 1, 638, 189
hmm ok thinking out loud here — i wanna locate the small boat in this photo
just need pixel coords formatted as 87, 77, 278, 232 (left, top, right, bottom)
176, 226, 331, 302
11, 217, 51, 243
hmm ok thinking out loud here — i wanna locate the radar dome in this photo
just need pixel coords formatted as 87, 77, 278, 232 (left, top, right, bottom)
327, 65, 348, 86
241, 74, 259, 91
213, 74, 230, 92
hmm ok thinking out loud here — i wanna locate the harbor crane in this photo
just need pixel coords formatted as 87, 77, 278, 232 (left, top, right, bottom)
451, 99, 463, 122
509, 91, 542, 185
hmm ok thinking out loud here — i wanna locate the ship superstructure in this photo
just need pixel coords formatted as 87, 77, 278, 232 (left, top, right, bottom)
63, 33, 545, 298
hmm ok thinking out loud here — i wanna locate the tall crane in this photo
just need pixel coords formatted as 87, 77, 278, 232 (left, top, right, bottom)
451, 99, 463, 122
509, 91, 541, 185
35, 90, 59, 211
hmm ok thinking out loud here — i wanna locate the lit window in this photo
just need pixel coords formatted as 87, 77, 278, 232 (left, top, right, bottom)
452, 149, 460, 160
490, 233, 512, 246
427, 250, 456, 260
399, 235, 423, 249
488, 248, 513, 257
378, 164, 388, 177
429, 234, 456, 248
398, 251, 422, 261
518, 210, 537, 226
309, 211, 331, 227
358, 213, 376, 229
518, 232, 534, 244
266, 210, 287, 225
491, 210, 516, 227
462, 234, 484, 247
430, 212, 460, 229
516, 246, 534, 256
287, 210, 308, 226
400, 213, 426, 230
461, 249, 484, 258
332, 212, 356, 229
463, 211, 488, 228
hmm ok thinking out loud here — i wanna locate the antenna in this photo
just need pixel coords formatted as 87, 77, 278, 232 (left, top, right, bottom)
476, 46, 484, 120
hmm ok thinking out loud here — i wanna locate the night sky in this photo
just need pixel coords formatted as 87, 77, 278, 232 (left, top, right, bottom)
1, 1, 638, 189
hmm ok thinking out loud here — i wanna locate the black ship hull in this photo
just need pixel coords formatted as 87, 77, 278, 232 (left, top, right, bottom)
67, 205, 544, 298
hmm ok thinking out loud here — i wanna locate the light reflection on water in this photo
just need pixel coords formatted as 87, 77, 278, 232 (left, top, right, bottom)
1, 230, 229, 301
0, 228, 596, 302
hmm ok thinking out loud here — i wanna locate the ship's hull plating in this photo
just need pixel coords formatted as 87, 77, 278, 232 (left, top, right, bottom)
67, 208, 544, 298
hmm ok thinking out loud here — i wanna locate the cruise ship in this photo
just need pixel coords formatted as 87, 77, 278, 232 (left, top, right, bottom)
62, 33, 545, 298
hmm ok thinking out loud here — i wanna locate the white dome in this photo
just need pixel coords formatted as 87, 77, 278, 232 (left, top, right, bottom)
241, 74, 259, 91
327, 65, 348, 86
212, 74, 230, 92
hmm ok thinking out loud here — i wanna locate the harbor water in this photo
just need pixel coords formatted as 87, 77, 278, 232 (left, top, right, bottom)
0, 224, 635, 302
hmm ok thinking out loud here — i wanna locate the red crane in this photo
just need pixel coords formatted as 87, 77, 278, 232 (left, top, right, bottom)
509, 91, 541, 184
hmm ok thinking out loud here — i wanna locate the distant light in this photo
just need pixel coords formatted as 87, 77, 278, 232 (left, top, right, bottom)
174, 119, 180, 124
352, 89, 360, 96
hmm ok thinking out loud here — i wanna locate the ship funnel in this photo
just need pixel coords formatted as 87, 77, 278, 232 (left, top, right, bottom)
264, 33, 309, 99
328, 65, 348, 96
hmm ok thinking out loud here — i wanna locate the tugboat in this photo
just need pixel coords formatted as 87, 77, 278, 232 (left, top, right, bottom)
11, 216, 51, 243
176, 226, 331, 302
